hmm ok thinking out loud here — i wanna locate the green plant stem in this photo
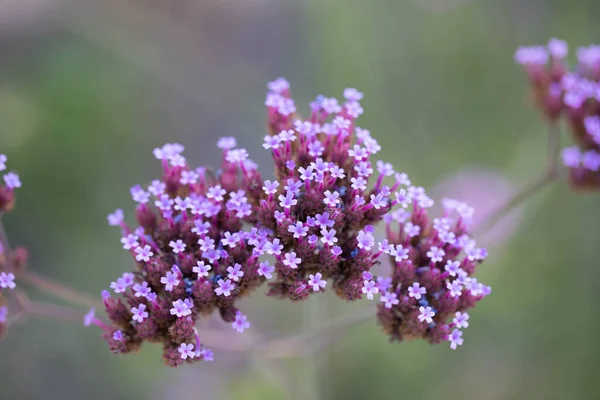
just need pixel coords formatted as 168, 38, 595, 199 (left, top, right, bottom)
474, 124, 562, 237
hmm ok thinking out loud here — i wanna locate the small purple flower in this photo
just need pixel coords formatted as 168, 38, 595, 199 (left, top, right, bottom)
207, 185, 226, 202
356, 229, 375, 251
370, 193, 387, 209
217, 136, 237, 150
215, 279, 235, 297
222, 231, 241, 248
110, 278, 127, 294
113, 330, 123, 341
288, 222, 309, 239
262, 180, 280, 195
227, 263, 244, 282
3, 172, 21, 189
83, 308, 96, 327
180, 170, 199, 185
380, 292, 399, 309
148, 180, 166, 196
161, 271, 180, 292
343, 88, 364, 101
315, 212, 334, 228
121, 272, 135, 287
391, 244, 409, 262
131, 304, 149, 323
278, 192, 297, 209
0, 272, 16, 290
284, 179, 302, 194
193, 261, 211, 278
134, 245, 154, 262
199, 348, 214, 361
453, 311, 469, 329
267, 238, 283, 255
449, 329, 464, 350
169, 239, 186, 254
170, 299, 193, 318
351, 176, 367, 191
107, 209, 124, 226
404, 222, 421, 237
362, 280, 379, 300
548, 38, 568, 59
133, 281, 152, 297
308, 272, 327, 292
395, 189, 411, 208
427, 246, 445, 263
446, 280, 463, 298
121, 234, 139, 250
377, 276, 392, 292
0, 154, 6, 171
130, 185, 150, 204
257, 261, 275, 279
320, 228, 338, 246
408, 282, 426, 300
323, 190, 340, 207
232, 311, 250, 333
101, 290, 111, 300
283, 252, 301, 269
178, 343, 196, 360
418, 306, 435, 324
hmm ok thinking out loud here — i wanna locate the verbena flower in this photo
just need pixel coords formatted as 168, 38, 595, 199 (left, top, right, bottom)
96, 79, 491, 365
376, 197, 490, 348
0, 154, 21, 213
515, 39, 600, 189
0, 154, 28, 336
260, 80, 415, 301
98, 141, 266, 366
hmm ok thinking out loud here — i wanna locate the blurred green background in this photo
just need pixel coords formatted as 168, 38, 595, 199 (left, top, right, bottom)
1, 0, 599, 399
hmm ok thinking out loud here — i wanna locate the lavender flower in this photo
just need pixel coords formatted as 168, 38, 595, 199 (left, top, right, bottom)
515, 39, 600, 189
376, 194, 489, 347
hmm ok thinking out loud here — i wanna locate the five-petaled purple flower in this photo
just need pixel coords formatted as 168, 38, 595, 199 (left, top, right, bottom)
214, 279, 235, 297
418, 306, 435, 324
131, 304, 149, 323
161, 271, 180, 292
178, 343, 196, 360
232, 311, 250, 333
308, 273, 327, 292
408, 282, 426, 300
0, 272, 16, 290
134, 245, 153, 262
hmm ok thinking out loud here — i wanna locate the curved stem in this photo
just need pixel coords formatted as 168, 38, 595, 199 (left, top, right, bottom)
13, 290, 86, 324
19, 270, 102, 309
474, 124, 562, 237
262, 305, 375, 359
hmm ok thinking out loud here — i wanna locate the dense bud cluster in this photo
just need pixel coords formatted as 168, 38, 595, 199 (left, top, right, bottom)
0, 154, 27, 337
376, 197, 489, 348
260, 80, 411, 301
93, 143, 265, 366
515, 39, 600, 189
95, 79, 490, 365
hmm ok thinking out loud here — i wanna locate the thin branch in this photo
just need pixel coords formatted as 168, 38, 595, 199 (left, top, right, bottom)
474, 124, 562, 237
19, 270, 102, 309
13, 290, 87, 324
262, 306, 375, 359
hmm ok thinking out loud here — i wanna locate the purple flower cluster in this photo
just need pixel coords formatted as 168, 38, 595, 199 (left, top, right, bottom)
98, 142, 265, 366
0, 154, 27, 337
97, 79, 491, 365
515, 39, 600, 189
376, 197, 490, 348
260, 81, 412, 301
0, 154, 21, 213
